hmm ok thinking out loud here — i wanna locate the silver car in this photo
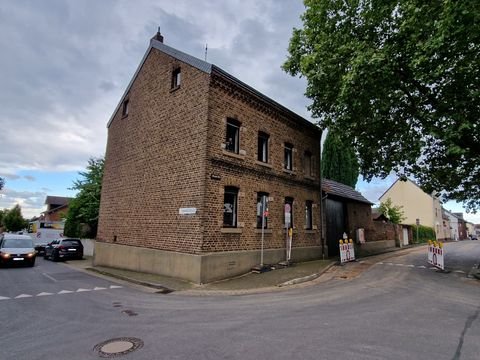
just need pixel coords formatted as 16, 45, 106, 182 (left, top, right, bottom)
0, 233, 36, 267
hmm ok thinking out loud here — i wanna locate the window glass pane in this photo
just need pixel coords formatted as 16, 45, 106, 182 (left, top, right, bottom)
256, 193, 269, 229
304, 151, 312, 176
285, 197, 294, 228
223, 187, 238, 227
305, 201, 313, 230
257, 132, 269, 162
284, 143, 293, 170
226, 120, 240, 153
172, 68, 181, 88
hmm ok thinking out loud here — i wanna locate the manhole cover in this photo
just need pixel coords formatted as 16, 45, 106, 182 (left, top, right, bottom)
94, 337, 143, 358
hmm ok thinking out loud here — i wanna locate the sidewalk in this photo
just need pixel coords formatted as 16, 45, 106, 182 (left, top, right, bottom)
64, 257, 335, 294
63, 245, 428, 295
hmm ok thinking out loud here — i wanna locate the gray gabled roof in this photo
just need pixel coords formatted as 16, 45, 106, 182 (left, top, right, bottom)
44, 196, 72, 206
107, 35, 318, 132
322, 179, 373, 205
152, 39, 212, 74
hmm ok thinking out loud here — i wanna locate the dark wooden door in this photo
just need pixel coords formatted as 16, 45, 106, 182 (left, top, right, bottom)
325, 199, 346, 257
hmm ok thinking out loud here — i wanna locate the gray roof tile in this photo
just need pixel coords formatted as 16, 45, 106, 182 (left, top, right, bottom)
322, 179, 372, 205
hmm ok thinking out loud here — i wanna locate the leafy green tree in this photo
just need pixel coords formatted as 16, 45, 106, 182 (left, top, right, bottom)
322, 130, 359, 188
378, 198, 406, 224
0, 209, 6, 229
3, 204, 28, 232
64, 157, 104, 238
283, 0, 480, 211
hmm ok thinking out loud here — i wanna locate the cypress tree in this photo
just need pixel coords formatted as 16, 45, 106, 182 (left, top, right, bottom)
322, 130, 359, 188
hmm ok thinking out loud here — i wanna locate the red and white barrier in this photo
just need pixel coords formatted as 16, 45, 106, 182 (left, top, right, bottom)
427, 240, 444, 270
340, 239, 355, 263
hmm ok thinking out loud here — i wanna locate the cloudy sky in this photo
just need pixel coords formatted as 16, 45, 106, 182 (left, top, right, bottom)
0, 0, 477, 224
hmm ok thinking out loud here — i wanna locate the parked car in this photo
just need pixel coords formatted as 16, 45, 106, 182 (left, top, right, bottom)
44, 238, 84, 261
470, 234, 478, 240
0, 233, 36, 267
33, 238, 48, 255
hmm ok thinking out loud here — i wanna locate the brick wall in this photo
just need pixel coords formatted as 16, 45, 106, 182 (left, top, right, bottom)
345, 202, 373, 240
365, 221, 401, 242
202, 74, 322, 252
97, 47, 210, 254
97, 45, 322, 258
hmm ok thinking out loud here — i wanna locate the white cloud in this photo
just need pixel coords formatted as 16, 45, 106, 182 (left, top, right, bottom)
0, 187, 46, 218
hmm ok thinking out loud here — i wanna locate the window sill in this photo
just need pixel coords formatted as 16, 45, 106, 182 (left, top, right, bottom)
304, 175, 316, 181
170, 85, 180, 93
255, 160, 273, 169
222, 149, 245, 160
255, 229, 273, 234
221, 228, 243, 234
304, 230, 317, 234
283, 168, 296, 175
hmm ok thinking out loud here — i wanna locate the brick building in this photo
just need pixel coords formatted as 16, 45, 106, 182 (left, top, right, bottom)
41, 196, 72, 222
96, 32, 322, 283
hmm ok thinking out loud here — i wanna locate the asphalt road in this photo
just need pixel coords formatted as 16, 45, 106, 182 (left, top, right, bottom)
0, 241, 479, 360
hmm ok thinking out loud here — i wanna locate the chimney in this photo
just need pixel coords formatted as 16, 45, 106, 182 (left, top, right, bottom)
151, 27, 164, 43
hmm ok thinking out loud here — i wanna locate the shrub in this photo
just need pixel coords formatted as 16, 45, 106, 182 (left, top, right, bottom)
411, 225, 436, 243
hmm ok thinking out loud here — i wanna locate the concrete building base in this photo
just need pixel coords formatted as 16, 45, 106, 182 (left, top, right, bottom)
94, 242, 322, 284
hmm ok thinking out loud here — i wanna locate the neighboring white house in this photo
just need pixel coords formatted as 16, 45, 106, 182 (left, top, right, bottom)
379, 178, 449, 240
444, 209, 459, 241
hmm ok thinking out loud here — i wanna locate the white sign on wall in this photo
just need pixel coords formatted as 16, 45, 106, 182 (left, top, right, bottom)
179, 207, 197, 215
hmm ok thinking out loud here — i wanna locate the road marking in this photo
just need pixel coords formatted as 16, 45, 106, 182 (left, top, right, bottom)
406, 265, 415, 268
1, 285, 123, 301
377, 262, 384, 265
394, 263, 404, 266
454, 270, 466, 274
418, 266, 426, 269
42, 273, 57, 282
385, 263, 394, 266
58, 290, 74, 294
15, 294, 33, 299
429, 267, 437, 270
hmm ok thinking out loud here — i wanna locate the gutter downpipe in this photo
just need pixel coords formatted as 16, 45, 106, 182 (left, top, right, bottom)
319, 129, 325, 260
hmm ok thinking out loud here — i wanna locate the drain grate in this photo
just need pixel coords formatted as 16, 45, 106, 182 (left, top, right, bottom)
94, 337, 143, 358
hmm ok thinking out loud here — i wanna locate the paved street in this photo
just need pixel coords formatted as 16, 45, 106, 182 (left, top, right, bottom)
0, 241, 479, 360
